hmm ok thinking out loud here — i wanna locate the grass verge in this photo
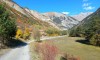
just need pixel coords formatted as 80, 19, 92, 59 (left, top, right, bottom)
43, 36, 100, 60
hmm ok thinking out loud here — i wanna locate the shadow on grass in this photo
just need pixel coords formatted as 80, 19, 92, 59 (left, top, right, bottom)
76, 39, 90, 45
6, 39, 27, 48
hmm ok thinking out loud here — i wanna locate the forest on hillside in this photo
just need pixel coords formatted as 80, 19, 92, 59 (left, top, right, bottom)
69, 8, 100, 46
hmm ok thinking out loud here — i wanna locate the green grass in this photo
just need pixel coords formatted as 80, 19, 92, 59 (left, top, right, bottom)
44, 36, 100, 60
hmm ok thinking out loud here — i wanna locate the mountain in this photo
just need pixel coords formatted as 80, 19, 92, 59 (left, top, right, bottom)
43, 12, 79, 30
69, 8, 100, 46
1, 0, 80, 30
24, 9, 80, 30
0, 0, 56, 30
24, 8, 59, 29
72, 12, 93, 21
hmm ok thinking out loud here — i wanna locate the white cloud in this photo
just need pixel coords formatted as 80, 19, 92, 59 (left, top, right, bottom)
82, 2, 95, 10
83, 3, 91, 7
83, 0, 88, 2
83, 6, 95, 10
62, 12, 70, 15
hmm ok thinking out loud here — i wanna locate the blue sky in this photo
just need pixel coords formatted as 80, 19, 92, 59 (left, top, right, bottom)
13, 0, 100, 15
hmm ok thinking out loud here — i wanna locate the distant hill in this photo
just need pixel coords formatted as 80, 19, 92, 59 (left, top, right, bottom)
72, 12, 93, 21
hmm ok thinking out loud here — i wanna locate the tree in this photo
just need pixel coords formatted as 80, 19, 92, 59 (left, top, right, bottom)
90, 34, 100, 46
0, 4, 16, 47
15, 28, 23, 39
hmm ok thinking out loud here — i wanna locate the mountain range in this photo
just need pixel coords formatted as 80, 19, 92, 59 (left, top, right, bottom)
1, 0, 92, 30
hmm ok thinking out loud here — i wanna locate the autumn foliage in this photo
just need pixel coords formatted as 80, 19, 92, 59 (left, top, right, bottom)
34, 42, 80, 60
34, 42, 58, 60
15, 28, 23, 39
23, 28, 30, 40
15, 27, 30, 40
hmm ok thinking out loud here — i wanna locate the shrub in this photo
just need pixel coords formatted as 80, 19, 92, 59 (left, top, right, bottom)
45, 27, 61, 36
60, 30, 67, 35
23, 28, 30, 40
33, 28, 41, 42
90, 34, 100, 46
15, 28, 23, 39
34, 42, 80, 60
0, 4, 16, 47
34, 42, 58, 60
69, 29, 77, 37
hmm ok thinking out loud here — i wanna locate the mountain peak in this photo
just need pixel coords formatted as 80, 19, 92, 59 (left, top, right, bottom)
43, 12, 79, 30
72, 12, 93, 21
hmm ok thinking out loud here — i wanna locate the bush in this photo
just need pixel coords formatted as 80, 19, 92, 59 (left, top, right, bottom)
69, 29, 77, 37
69, 27, 84, 37
15, 28, 23, 39
0, 4, 16, 47
60, 30, 67, 35
33, 28, 41, 42
90, 33, 100, 46
23, 28, 30, 40
34, 42, 58, 60
45, 28, 61, 36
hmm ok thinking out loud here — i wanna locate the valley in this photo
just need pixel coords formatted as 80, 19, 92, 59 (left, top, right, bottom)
0, 0, 100, 60
30, 36, 100, 60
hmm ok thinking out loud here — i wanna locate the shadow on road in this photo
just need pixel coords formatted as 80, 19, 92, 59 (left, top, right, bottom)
76, 39, 90, 45
7, 39, 27, 48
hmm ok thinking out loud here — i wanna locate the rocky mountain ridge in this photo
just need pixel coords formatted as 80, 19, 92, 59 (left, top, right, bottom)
43, 12, 79, 30
1, 0, 91, 30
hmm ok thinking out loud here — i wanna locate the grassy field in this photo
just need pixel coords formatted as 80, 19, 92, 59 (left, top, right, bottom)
43, 36, 100, 60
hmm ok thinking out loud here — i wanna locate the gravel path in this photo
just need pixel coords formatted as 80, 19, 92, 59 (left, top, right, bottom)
0, 44, 30, 60
0, 35, 66, 60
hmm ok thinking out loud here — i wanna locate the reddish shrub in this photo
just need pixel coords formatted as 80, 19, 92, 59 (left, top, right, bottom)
34, 42, 58, 60
34, 42, 80, 60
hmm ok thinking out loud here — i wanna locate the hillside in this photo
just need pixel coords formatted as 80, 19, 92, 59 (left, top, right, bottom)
0, 0, 61, 48
69, 8, 100, 46
0, 0, 55, 30
24, 8, 59, 29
